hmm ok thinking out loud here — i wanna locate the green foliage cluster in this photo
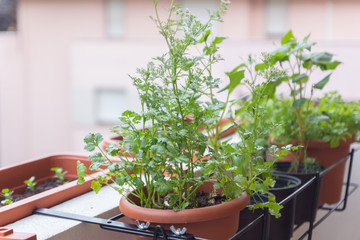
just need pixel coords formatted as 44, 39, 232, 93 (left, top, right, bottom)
306, 92, 360, 147
24, 176, 37, 192
0, 167, 68, 207
263, 30, 341, 168
51, 167, 68, 184
1, 188, 14, 205
268, 92, 360, 150
77, 0, 281, 216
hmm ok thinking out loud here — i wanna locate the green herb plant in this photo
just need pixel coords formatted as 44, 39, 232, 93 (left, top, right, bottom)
268, 30, 341, 172
51, 167, 68, 184
77, 0, 280, 216
1, 188, 14, 205
306, 91, 360, 147
220, 54, 288, 216
78, 0, 232, 211
24, 176, 37, 192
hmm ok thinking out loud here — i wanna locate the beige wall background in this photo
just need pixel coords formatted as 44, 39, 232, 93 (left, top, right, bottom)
1, 0, 360, 167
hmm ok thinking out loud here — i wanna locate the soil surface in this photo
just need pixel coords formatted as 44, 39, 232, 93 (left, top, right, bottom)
160, 191, 227, 209
0, 178, 65, 207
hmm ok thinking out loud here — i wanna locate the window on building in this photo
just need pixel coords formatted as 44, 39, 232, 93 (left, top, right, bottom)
105, 0, 125, 38
265, 0, 289, 37
0, 0, 17, 31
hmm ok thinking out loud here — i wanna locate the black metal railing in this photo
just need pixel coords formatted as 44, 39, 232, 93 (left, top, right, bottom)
34, 147, 359, 240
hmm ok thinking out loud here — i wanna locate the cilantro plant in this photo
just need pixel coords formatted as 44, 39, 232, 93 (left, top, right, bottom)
217, 54, 287, 217
51, 167, 68, 184
24, 176, 37, 192
1, 188, 14, 205
77, 0, 281, 217
78, 0, 234, 211
268, 30, 341, 171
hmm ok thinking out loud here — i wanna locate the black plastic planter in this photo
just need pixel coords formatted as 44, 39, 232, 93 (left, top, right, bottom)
274, 162, 324, 226
238, 174, 301, 240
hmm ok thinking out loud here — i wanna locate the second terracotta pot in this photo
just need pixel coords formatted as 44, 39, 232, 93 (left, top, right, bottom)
119, 181, 249, 240
307, 137, 354, 205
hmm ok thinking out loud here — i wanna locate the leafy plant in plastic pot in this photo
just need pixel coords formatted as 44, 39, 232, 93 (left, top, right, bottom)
77, 1, 281, 239
265, 30, 342, 224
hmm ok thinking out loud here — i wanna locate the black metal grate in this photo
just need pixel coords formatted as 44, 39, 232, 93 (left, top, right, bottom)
34, 147, 359, 240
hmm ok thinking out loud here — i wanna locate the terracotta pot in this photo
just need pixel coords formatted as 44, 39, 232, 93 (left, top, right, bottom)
0, 154, 103, 226
119, 181, 249, 240
307, 137, 354, 205
0, 227, 36, 240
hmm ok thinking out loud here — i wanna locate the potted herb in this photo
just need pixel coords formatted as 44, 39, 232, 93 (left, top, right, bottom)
265, 30, 343, 224
305, 92, 359, 203
77, 1, 281, 239
230, 54, 301, 240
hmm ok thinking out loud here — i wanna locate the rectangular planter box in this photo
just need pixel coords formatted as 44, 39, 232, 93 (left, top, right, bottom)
0, 154, 100, 226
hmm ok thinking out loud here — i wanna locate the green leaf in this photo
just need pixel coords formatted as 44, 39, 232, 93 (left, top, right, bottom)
292, 98, 307, 108
77, 161, 87, 184
314, 73, 331, 90
255, 63, 267, 72
154, 181, 173, 195
199, 29, 211, 43
212, 37, 226, 45
281, 30, 295, 45
271, 42, 292, 61
330, 138, 340, 148
310, 52, 333, 64
84, 133, 103, 152
292, 73, 308, 83
220, 70, 245, 93
2, 188, 9, 194
88, 152, 106, 162
91, 181, 102, 194
320, 61, 341, 70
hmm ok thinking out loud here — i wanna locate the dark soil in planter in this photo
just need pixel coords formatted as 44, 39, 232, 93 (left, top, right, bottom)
160, 191, 227, 209
0, 178, 66, 207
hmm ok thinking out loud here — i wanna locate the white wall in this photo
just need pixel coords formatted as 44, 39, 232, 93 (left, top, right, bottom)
0, 33, 26, 167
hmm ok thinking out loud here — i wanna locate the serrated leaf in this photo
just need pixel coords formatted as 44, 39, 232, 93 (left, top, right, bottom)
84, 144, 95, 152
88, 152, 106, 162
108, 163, 119, 172
77, 161, 87, 184
91, 181, 102, 194
292, 98, 307, 108
314, 73, 331, 90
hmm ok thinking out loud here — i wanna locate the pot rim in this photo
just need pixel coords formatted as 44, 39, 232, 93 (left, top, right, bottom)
119, 184, 249, 224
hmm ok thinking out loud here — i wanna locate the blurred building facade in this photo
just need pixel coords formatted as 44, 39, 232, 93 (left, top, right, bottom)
1, 0, 360, 167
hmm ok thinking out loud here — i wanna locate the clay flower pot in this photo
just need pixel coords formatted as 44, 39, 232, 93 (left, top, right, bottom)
0, 154, 102, 226
307, 137, 354, 205
0, 227, 36, 240
119, 181, 249, 240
